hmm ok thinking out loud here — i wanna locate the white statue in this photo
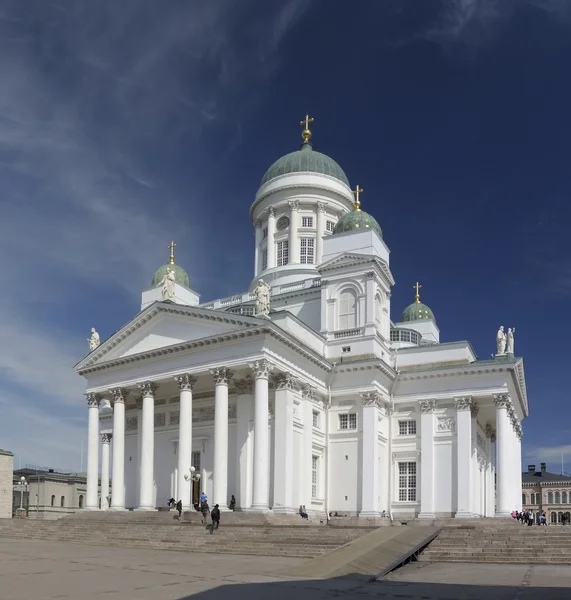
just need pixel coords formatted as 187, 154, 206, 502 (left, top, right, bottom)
506, 327, 515, 354
496, 326, 506, 355
253, 279, 271, 317
161, 267, 176, 301
88, 328, 100, 352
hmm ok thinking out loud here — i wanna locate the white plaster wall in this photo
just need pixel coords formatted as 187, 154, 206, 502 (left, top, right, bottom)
124, 433, 138, 508
434, 440, 456, 516
329, 439, 359, 514
0, 453, 13, 519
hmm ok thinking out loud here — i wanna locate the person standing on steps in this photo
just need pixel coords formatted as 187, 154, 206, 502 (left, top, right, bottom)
201, 499, 210, 524
176, 499, 182, 519
229, 495, 236, 511
211, 504, 221, 533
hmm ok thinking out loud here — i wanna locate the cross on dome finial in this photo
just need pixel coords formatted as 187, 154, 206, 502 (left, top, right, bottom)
300, 113, 314, 144
168, 241, 176, 265
352, 185, 363, 211
414, 281, 422, 303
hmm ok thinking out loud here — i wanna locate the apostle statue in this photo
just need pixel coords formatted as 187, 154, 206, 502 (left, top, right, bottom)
506, 327, 515, 354
161, 267, 176, 302
496, 326, 506, 355
88, 327, 100, 352
253, 279, 271, 317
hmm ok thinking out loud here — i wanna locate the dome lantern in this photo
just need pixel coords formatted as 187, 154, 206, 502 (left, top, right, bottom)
151, 241, 191, 288
332, 184, 383, 238
400, 282, 436, 323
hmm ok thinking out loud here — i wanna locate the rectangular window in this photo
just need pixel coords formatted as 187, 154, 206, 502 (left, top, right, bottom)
263, 227, 268, 239
192, 451, 201, 471
398, 420, 417, 436
326, 220, 335, 232
312, 411, 319, 428
312, 455, 318, 498
262, 249, 268, 271
398, 462, 417, 501
302, 216, 313, 228
277, 240, 289, 266
300, 238, 315, 264
339, 413, 357, 430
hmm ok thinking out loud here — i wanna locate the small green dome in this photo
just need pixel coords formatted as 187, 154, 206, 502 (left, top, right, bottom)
400, 301, 435, 323
261, 143, 349, 187
333, 208, 383, 238
151, 263, 190, 288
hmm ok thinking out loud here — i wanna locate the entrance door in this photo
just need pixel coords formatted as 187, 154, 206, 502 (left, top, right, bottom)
192, 451, 201, 507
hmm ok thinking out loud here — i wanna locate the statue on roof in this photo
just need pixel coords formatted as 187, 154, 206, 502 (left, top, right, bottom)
496, 326, 506, 356
161, 267, 176, 302
253, 279, 271, 317
506, 327, 515, 354
88, 328, 100, 352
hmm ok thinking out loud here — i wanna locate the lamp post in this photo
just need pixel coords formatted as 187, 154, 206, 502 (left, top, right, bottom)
15, 476, 28, 518
184, 466, 201, 508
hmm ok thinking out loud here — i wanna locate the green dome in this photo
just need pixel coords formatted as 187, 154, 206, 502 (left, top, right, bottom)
261, 143, 349, 187
400, 301, 435, 323
333, 208, 383, 238
151, 263, 190, 288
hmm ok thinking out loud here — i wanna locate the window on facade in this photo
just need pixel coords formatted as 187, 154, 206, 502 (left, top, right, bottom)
339, 413, 357, 430
263, 227, 268, 239
551, 511, 558, 524
276, 216, 290, 230
548, 491, 554, 504
555, 491, 561, 504
398, 462, 417, 502
522, 493, 526, 504
262, 249, 268, 271
192, 451, 201, 471
300, 238, 315, 264
60, 496, 65, 508
312, 455, 318, 498
563, 491, 568, 504
312, 411, 319, 428
338, 289, 357, 330
302, 216, 313, 228
78, 495, 84, 509
51, 495, 55, 507
398, 420, 417, 436
277, 240, 289, 266
326, 220, 335, 233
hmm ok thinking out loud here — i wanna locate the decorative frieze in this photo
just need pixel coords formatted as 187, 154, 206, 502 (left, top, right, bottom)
175, 373, 197, 391
154, 413, 166, 428
169, 411, 179, 426
210, 366, 234, 385
228, 404, 237, 419
194, 406, 215, 423
234, 377, 253, 395
126, 417, 138, 431
454, 396, 474, 411
86, 393, 101, 408
437, 417, 455, 433
419, 399, 436, 413
362, 391, 382, 408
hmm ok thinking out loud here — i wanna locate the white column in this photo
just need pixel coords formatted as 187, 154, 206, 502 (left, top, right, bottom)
137, 381, 157, 510
85, 393, 100, 510
235, 378, 254, 510
506, 410, 516, 511
175, 374, 196, 510
470, 404, 480, 515
516, 429, 523, 511
254, 220, 263, 276
273, 373, 297, 514
316, 202, 325, 264
267, 207, 276, 269
360, 393, 381, 517
250, 359, 273, 511
288, 200, 300, 264
110, 388, 126, 510
494, 394, 511, 517
418, 399, 436, 518
100, 433, 111, 510
455, 396, 474, 518
211, 366, 233, 509
302, 390, 314, 508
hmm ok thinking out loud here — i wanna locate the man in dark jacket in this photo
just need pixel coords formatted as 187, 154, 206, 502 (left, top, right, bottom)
210, 504, 221, 533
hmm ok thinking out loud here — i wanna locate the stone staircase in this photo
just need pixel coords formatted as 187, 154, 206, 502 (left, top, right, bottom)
421, 522, 571, 564
0, 511, 373, 558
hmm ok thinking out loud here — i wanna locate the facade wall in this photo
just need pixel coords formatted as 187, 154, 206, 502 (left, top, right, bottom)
0, 451, 14, 519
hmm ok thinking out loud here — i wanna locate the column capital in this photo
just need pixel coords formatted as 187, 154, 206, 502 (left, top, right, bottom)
287, 199, 300, 212
210, 366, 234, 385
249, 359, 274, 380
265, 206, 275, 218
86, 393, 101, 408
175, 373, 197, 391
302, 384, 316, 399
137, 381, 158, 398
234, 377, 253, 395
419, 399, 436, 413
274, 372, 299, 391
470, 403, 480, 418
362, 391, 382, 408
109, 388, 128, 405
316, 201, 326, 213
454, 396, 474, 411
366, 271, 375, 279
100, 433, 112, 444
320, 279, 329, 287
493, 393, 510, 409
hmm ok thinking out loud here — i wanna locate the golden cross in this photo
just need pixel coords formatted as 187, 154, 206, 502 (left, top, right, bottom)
300, 114, 314, 143
300, 113, 314, 130
168, 240, 176, 265
352, 185, 363, 209
413, 282, 422, 302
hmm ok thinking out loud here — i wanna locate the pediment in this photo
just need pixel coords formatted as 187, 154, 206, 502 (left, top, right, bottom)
75, 303, 258, 371
318, 252, 395, 285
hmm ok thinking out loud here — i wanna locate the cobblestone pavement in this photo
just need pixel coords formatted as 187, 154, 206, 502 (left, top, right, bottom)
1, 539, 570, 599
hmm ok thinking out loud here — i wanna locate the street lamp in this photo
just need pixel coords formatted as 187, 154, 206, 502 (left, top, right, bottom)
184, 466, 201, 507
15, 476, 28, 518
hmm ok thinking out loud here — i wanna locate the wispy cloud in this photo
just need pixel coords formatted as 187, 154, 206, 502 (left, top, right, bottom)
524, 444, 571, 467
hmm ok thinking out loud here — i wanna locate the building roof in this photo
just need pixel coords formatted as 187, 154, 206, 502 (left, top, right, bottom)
332, 204, 382, 238
151, 263, 190, 288
522, 469, 571, 485
0, 449, 13, 456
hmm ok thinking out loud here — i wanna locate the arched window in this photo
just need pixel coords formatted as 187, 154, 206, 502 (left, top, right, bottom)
551, 512, 558, 524
548, 491, 554, 504
338, 289, 357, 330
51, 495, 55, 507
78, 495, 84, 509
522, 493, 526, 504
563, 492, 568, 505
60, 496, 65, 508
558, 511, 563, 523
555, 491, 561, 504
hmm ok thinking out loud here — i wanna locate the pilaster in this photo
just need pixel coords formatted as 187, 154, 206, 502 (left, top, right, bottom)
359, 391, 382, 517
454, 396, 475, 518
418, 399, 436, 519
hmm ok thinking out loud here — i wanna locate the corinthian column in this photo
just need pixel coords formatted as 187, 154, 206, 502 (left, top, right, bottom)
267, 208, 276, 269
211, 367, 233, 509
418, 399, 436, 519
250, 359, 274, 511
137, 381, 157, 510
316, 202, 325, 264
100, 433, 111, 510
360, 392, 382, 517
110, 388, 127, 510
85, 393, 101, 510
288, 200, 300, 264
455, 396, 474, 518
494, 393, 511, 517
175, 374, 197, 510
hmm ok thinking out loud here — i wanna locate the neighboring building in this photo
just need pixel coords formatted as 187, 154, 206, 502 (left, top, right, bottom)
522, 463, 571, 524
0, 449, 14, 519
12, 468, 109, 520
75, 121, 529, 519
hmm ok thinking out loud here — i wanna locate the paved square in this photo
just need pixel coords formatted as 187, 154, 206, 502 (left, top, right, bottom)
0, 539, 570, 599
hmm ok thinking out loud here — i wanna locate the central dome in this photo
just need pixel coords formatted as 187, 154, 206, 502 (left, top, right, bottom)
261, 143, 350, 187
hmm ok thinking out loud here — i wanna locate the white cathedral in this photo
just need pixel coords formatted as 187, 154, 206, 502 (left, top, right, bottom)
76, 118, 527, 520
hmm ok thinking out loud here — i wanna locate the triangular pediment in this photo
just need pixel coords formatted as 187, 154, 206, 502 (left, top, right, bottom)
75, 303, 260, 371
318, 252, 395, 285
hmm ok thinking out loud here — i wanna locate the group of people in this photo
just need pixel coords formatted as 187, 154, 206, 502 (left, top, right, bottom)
512, 509, 547, 526
168, 493, 238, 532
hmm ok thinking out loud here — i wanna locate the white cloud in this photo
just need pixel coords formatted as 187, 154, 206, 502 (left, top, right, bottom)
524, 444, 571, 467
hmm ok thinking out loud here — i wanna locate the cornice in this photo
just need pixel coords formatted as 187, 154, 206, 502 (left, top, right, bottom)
318, 253, 395, 287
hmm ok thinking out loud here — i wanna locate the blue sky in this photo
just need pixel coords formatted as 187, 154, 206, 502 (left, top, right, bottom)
0, 0, 569, 472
